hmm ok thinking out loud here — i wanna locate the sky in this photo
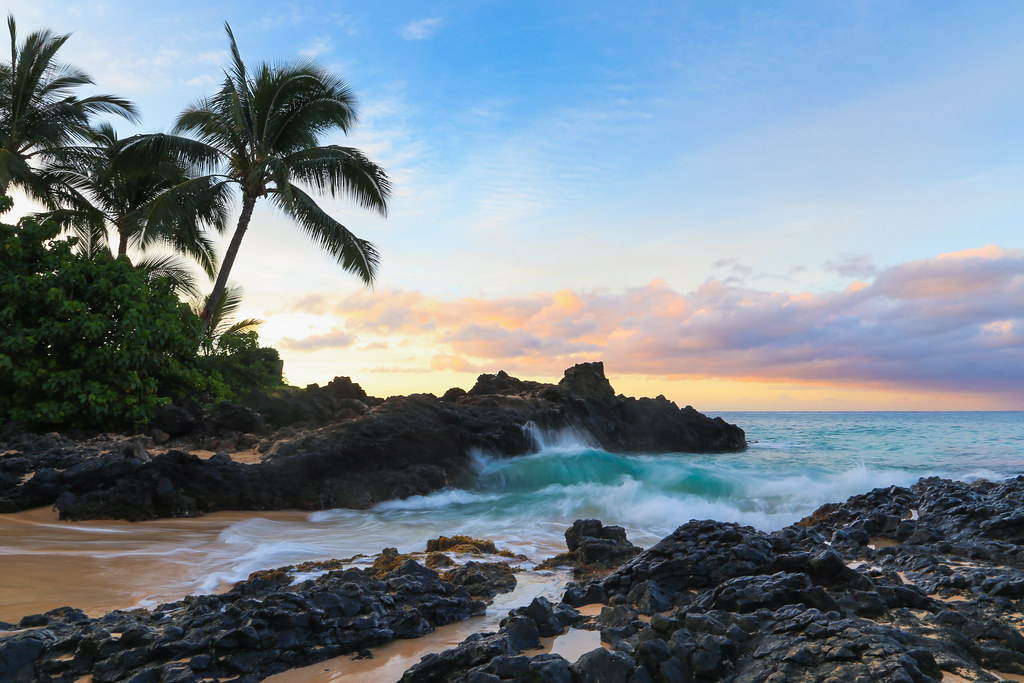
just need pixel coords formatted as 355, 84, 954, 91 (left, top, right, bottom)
7, 1, 1024, 410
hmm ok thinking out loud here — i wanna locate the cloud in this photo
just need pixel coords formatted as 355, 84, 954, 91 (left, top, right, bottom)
181, 75, 217, 87
281, 329, 357, 351
401, 17, 443, 41
298, 38, 332, 58
278, 246, 1024, 399
824, 253, 877, 278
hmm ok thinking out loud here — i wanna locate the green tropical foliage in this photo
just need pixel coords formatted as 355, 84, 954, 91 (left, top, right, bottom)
0, 200, 205, 429
0, 15, 137, 199
187, 284, 284, 396
0, 17, 384, 430
136, 23, 390, 331
198, 330, 284, 399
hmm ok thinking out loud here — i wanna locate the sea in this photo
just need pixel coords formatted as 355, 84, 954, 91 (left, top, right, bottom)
3, 411, 1023, 624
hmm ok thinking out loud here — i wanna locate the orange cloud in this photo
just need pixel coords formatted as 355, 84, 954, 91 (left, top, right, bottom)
272, 246, 1024, 402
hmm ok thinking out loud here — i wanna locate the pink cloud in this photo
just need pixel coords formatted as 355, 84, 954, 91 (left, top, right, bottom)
279, 246, 1024, 399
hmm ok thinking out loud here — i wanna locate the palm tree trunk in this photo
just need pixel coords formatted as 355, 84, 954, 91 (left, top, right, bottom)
116, 219, 129, 257
201, 193, 257, 336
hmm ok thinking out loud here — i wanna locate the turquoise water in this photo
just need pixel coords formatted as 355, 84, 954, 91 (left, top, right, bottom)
6, 412, 1023, 609
334, 412, 1024, 554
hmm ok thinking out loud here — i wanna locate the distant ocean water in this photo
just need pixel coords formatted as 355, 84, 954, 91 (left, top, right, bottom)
5, 412, 1023, 615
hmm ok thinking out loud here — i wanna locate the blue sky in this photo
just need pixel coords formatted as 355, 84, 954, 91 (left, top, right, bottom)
9, 1, 1024, 407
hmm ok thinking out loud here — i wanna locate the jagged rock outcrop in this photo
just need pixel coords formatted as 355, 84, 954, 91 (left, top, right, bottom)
6, 476, 1024, 682
0, 363, 744, 520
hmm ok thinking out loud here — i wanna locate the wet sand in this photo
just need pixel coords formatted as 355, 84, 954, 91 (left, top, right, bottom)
1, 506, 575, 682
0, 507, 309, 622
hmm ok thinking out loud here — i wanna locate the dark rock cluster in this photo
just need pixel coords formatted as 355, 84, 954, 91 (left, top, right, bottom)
399, 596, 586, 683
401, 476, 1024, 682
4, 476, 1024, 681
539, 519, 642, 578
0, 363, 745, 520
0, 558, 483, 683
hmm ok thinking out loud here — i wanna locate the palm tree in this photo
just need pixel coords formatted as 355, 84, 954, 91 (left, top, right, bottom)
41, 122, 231, 296
0, 15, 137, 199
190, 284, 263, 354
138, 23, 390, 332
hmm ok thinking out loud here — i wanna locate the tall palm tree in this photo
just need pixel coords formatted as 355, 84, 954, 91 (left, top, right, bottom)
42, 122, 231, 293
138, 23, 390, 332
0, 15, 137, 199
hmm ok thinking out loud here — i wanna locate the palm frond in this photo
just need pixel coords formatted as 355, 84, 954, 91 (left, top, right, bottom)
285, 145, 390, 214
0, 14, 137, 197
190, 283, 262, 349
270, 185, 379, 285
135, 253, 202, 298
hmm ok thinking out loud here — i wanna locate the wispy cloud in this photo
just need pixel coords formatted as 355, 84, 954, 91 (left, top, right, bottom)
281, 329, 357, 351
276, 246, 1024, 400
825, 254, 877, 279
181, 75, 217, 88
401, 17, 443, 41
298, 38, 332, 58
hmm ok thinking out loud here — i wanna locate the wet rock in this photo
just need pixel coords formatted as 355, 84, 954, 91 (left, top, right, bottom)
442, 562, 517, 599
408, 477, 1024, 683
0, 364, 743, 520
603, 520, 776, 606
507, 596, 579, 638
571, 648, 636, 683
562, 580, 606, 607
6, 557, 483, 682
539, 519, 642, 578
426, 535, 505, 555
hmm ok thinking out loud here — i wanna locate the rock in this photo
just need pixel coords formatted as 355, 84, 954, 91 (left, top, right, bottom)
0, 635, 48, 683
205, 402, 265, 435
151, 405, 199, 438
571, 648, 636, 683
0, 364, 744, 520
442, 562, 517, 599
3, 555, 484, 682
539, 519, 642, 578
562, 580, 606, 607
559, 361, 616, 404
406, 477, 1024, 683
441, 387, 467, 402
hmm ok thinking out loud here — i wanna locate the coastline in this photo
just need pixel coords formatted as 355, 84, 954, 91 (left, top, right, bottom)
0, 363, 746, 522
4, 475, 1024, 681
2, 371, 1023, 681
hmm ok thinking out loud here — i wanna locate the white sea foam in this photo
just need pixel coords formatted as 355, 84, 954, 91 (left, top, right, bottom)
523, 422, 598, 453
373, 488, 501, 511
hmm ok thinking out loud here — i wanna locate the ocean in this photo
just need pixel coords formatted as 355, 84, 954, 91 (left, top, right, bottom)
3, 411, 1023, 622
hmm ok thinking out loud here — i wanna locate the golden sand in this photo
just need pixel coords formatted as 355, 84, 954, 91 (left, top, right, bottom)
0, 506, 308, 622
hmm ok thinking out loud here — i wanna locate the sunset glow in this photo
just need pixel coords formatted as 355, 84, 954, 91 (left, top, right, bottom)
7, 1, 1024, 409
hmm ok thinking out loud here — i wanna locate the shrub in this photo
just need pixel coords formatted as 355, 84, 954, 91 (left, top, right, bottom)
0, 203, 204, 430
199, 330, 284, 399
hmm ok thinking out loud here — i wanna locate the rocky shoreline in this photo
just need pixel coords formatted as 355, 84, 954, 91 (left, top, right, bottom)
4, 365, 1023, 681
0, 363, 744, 520
405, 476, 1024, 683
3, 476, 1024, 681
